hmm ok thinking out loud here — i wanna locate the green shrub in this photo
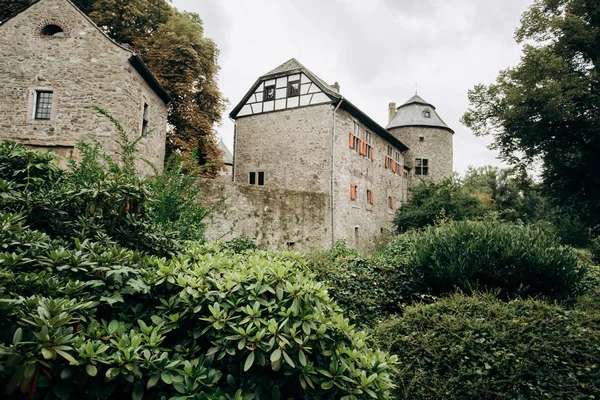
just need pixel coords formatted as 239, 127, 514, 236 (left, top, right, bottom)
394, 178, 493, 232
374, 293, 600, 399
408, 220, 585, 301
148, 151, 212, 241
1, 118, 212, 256
0, 214, 396, 399
306, 240, 413, 326
219, 235, 259, 253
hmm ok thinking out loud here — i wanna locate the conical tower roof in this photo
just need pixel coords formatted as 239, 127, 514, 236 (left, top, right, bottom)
387, 94, 453, 133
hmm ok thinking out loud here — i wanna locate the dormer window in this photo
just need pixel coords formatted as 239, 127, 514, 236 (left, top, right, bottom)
41, 24, 64, 37
423, 109, 431, 118
287, 80, 300, 97
264, 85, 275, 101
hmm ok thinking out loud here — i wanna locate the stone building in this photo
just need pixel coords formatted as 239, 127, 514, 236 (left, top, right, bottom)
0, 0, 171, 170
387, 95, 454, 183
202, 58, 453, 251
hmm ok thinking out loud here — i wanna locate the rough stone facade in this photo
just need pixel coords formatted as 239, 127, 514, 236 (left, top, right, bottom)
220, 58, 453, 252
389, 126, 453, 184
234, 104, 333, 193
199, 179, 331, 252
0, 0, 169, 172
332, 109, 407, 250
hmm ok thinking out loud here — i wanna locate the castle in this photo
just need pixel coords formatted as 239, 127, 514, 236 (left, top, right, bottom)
0, 0, 170, 171
202, 59, 454, 251
0, 0, 453, 251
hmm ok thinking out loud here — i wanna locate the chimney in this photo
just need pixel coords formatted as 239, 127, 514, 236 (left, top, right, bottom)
388, 102, 397, 123
330, 82, 340, 93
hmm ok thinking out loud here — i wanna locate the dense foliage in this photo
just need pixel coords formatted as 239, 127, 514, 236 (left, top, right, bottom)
306, 240, 413, 327
0, 144, 396, 399
408, 220, 585, 301
374, 293, 600, 399
0, 215, 396, 399
0, 0, 226, 175
394, 177, 492, 233
462, 0, 600, 230
0, 132, 208, 255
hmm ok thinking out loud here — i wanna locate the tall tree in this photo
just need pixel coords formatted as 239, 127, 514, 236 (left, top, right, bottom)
0, 0, 225, 176
462, 0, 600, 229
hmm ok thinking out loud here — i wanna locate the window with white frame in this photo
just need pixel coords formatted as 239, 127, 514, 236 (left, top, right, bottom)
351, 121, 373, 159
34, 90, 53, 120
415, 158, 429, 175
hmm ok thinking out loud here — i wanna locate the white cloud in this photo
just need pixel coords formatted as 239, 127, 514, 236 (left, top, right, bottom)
172, 0, 534, 175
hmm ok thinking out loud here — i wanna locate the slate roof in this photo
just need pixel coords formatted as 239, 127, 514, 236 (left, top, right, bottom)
231, 58, 409, 151
218, 140, 233, 165
387, 94, 453, 133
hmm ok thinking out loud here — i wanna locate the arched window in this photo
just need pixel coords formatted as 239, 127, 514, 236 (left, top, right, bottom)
423, 109, 431, 118
41, 24, 64, 37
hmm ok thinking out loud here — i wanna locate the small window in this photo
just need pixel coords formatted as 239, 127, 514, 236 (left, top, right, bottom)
34, 90, 53, 120
415, 158, 429, 176
419, 135, 425, 142
423, 109, 431, 118
249, 171, 264, 186
367, 189, 374, 205
287, 80, 300, 97
350, 184, 357, 201
264, 85, 276, 101
141, 103, 149, 136
388, 196, 394, 209
41, 25, 64, 37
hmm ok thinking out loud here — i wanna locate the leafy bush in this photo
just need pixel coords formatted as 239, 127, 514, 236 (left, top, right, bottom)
1, 113, 212, 255
306, 240, 413, 326
408, 220, 585, 301
373, 293, 600, 399
219, 235, 259, 253
0, 214, 396, 399
394, 178, 493, 232
148, 151, 212, 241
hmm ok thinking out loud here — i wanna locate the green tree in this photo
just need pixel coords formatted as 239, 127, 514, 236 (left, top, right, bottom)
394, 177, 493, 232
462, 0, 600, 230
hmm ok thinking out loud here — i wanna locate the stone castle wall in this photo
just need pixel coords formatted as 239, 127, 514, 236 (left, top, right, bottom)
234, 104, 333, 193
0, 0, 167, 172
388, 126, 453, 184
332, 109, 407, 250
199, 179, 331, 252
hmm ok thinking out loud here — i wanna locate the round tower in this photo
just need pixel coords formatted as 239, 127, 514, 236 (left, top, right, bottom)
386, 95, 453, 183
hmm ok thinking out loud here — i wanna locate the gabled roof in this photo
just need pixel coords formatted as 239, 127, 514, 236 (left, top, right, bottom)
0, 0, 172, 104
218, 140, 233, 165
231, 58, 408, 152
387, 94, 453, 133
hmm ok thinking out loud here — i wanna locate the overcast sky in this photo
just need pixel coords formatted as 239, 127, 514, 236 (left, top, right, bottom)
172, 0, 534, 175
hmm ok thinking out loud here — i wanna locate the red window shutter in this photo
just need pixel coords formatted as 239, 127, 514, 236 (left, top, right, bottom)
389, 196, 393, 209
349, 133, 355, 149
385, 157, 389, 169
350, 184, 356, 200
392, 161, 397, 173
370, 190, 374, 205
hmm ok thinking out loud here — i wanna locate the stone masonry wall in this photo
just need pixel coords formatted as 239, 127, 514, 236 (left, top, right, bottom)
234, 104, 333, 193
0, 0, 167, 172
199, 179, 331, 252
388, 126, 453, 184
332, 109, 407, 251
